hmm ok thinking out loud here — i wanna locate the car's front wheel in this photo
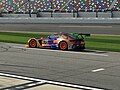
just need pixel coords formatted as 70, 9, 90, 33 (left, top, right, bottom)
59, 41, 68, 50
29, 39, 37, 48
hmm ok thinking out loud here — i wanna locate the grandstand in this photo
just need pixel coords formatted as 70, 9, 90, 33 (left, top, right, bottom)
0, 0, 120, 13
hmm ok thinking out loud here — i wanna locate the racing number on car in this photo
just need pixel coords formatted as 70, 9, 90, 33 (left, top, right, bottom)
42, 40, 48, 44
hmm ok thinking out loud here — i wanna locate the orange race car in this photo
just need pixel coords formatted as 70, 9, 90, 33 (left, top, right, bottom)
26, 32, 90, 50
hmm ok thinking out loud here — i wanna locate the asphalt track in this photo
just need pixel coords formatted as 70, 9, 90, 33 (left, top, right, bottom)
0, 23, 120, 34
0, 43, 120, 90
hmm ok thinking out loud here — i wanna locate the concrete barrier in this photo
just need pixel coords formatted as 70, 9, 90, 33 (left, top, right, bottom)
78, 12, 96, 18
113, 11, 120, 18
0, 18, 120, 24
37, 12, 77, 18
1, 11, 120, 18
98, 12, 111, 18
2, 14, 36, 18
37, 12, 52, 17
52, 12, 77, 18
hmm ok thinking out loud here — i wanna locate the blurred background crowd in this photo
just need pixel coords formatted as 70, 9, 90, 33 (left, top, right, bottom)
0, 0, 120, 13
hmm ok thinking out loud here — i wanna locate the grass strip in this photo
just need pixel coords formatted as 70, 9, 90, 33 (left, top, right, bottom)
86, 41, 120, 52
85, 35, 120, 52
0, 32, 120, 52
0, 32, 49, 44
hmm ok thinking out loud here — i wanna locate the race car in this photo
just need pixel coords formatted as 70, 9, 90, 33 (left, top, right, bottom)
26, 32, 90, 50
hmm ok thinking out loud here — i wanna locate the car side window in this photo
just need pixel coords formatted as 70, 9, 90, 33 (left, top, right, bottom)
49, 35, 55, 39
49, 34, 59, 39
62, 35, 68, 39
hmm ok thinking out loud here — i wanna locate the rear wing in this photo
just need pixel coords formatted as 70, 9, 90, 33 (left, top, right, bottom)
71, 33, 90, 39
77, 33, 90, 37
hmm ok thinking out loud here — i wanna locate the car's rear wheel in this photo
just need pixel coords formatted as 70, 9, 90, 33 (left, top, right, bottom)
59, 41, 68, 50
29, 39, 37, 48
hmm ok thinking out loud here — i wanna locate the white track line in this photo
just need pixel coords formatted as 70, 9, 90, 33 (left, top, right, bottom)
59, 25, 112, 28
15, 86, 24, 89
13, 46, 108, 57
27, 83, 40, 87
0, 73, 103, 90
92, 68, 105, 72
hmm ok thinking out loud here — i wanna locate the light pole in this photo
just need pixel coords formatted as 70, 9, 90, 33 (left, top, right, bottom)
28, 0, 31, 17
96, 4, 98, 17
50, 0, 53, 17
72, 0, 75, 17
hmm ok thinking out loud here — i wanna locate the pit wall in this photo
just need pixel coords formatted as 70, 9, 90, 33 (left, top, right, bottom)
1, 11, 120, 18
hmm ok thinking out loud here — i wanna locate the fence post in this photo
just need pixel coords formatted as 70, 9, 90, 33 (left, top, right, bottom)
28, 0, 31, 17
77, 9, 79, 18
111, 10, 113, 18
51, 11, 53, 17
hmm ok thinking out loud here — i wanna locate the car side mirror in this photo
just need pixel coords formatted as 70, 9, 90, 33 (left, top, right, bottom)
40, 37, 43, 39
48, 36, 51, 39
85, 34, 90, 37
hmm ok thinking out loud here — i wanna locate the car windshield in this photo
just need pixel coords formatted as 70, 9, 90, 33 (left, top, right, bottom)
49, 34, 60, 39
70, 33, 84, 39
67, 33, 76, 39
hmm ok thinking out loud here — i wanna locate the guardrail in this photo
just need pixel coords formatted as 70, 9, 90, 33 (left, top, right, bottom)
0, 18, 120, 24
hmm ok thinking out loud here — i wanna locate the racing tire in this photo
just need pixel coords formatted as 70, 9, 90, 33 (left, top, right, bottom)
59, 41, 68, 50
29, 39, 37, 48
